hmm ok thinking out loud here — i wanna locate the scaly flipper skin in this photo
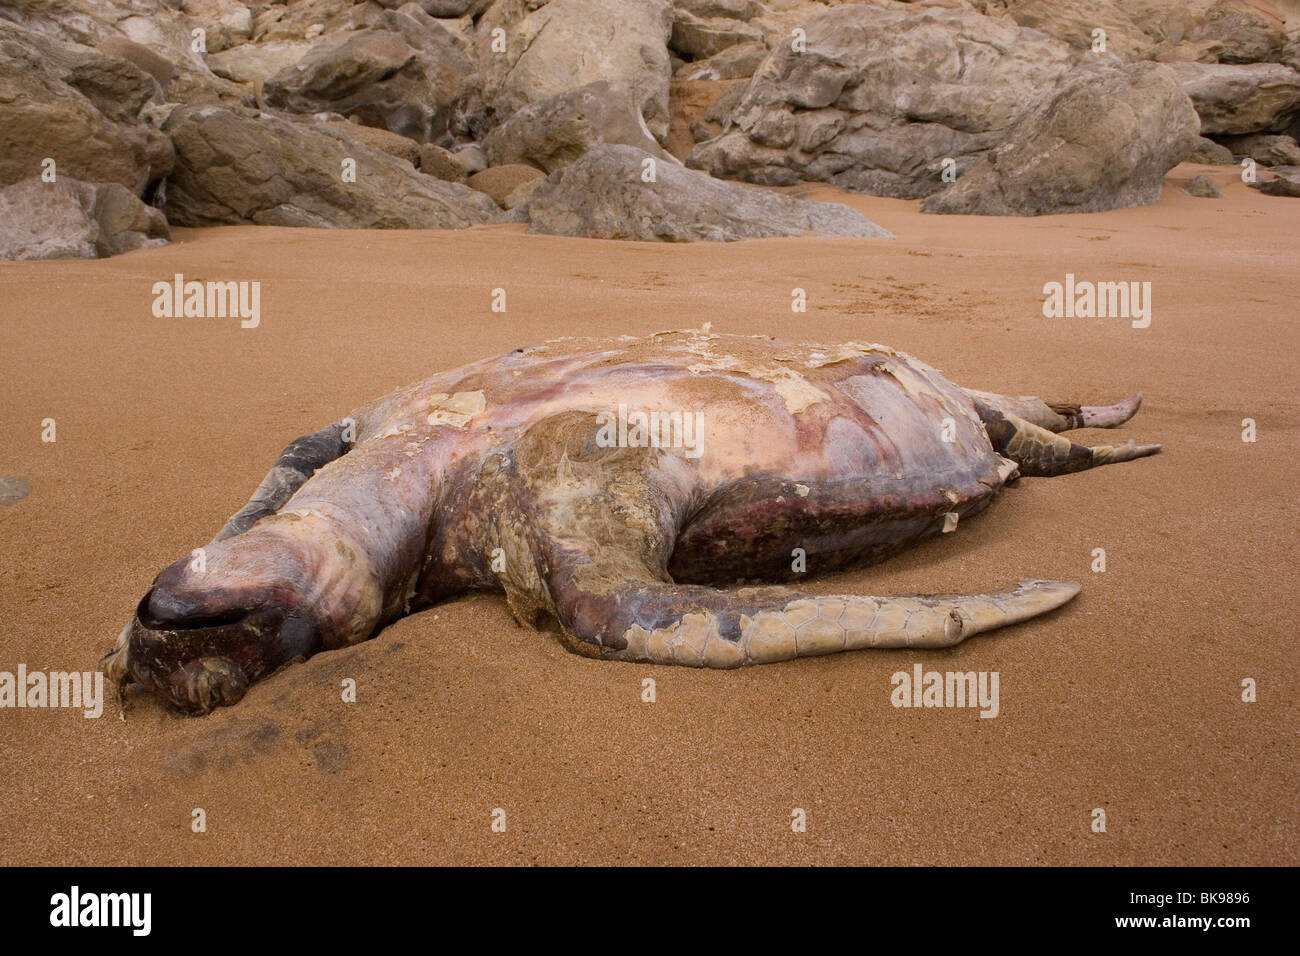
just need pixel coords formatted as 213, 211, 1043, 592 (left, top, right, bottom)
100, 331, 1161, 713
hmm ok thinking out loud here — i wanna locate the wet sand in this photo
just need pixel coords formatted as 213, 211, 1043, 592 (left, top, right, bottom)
0, 162, 1296, 865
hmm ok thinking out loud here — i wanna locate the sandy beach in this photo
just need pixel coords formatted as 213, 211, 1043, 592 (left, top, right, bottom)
0, 162, 1296, 865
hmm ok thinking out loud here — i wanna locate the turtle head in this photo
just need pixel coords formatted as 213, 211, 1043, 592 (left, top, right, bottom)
101, 517, 382, 714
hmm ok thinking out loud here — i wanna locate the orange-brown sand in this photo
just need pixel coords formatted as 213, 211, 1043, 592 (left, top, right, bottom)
1, 163, 1296, 865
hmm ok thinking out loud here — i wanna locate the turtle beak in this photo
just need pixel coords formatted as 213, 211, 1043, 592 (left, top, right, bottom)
101, 557, 321, 715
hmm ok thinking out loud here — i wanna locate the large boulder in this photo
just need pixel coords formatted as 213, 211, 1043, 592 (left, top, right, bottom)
179, 0, 253, 54
0, 177, 170, 260
675, 0, 765, 20
108, 3, 258, 105
161, 106, 501, 228
989, 0, 1160, 61
1173, 61, 1300, 134
923, 61, 1200, 215
1185, 135, 1237, 163
689, 4, 1078, 199
1250, 164, 1300, 195
0, 20, 172, 193
476, 0, 674, 141
670, 10, 763, 61
1219, 131, 1300, 164
96, 35, 178, 91
252, 0, 363, 43
1143, 0, 1286, 65
375, 0, 489, 14
263, 9, 483, 143
205, 39, 312, 85
987, 0, 1288, 65
467, 164, 545, 206
482, 82, 677, 173
525, 143, 893, 241
674, 40, 769, 80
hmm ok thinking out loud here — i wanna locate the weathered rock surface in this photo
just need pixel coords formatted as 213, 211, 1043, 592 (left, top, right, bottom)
525, 144, 893, 241
179, 0, 252, 54
0, 176, 169, 260
989, 0, 1159, 62
482, 82, 676, 173
0, 20, 172, 193
923, 62, 1200, 216
670, 10, 763, 61
1185, 135, 1237, 163
327, 120, 422, 165
1151, 0, 1285, 65
96, 35, 176, 91
1218, 131, 1300, 164
984, 0, 1288, 65
252, 0, 362, 44
1182, 173, 1222, 196
675, 0, 764, 21
205, 39, 311, 85
1174, 61, 1300, 134
467, 164, 545, 206
161, 106, 501, 228
674, 39, 768, 80
689, 4, 1079, 199
1250, 164, 1300, 195
476, 0, 674, 141
417, 143, 470, 182
263, 10, 483, 143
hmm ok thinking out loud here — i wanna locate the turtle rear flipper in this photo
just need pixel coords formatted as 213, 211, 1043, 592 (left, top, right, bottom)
506, 414, 1080, 667
973, 399, 1160, 478
966, 389, 1144, 432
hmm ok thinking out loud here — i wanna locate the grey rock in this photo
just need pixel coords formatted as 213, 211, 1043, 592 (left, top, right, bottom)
375, 0, 489, 15
1173, 61, 1300, 135
924, 62, 1200, 216
477, 0, 673, 142
0, 476, 31, 506
997, 0, 1159, 61
263, 12, 482, 143
689, 4, 1077, 199
206, 39, 312, 85
704, 81, 748, 124
483, 81, 676, 173
674, 0, 764, 22
161, 106, 501, 228
0, 20, 173, 193
670, 10, 762, 61
1182, 173, 1221, 197
674, 39, 768, 80
1250, 164, 1300, 196
525, 144, 893, 241
1217, 132, 1300, 166
0, 177, 169, 260
1184, 135, 1236, 164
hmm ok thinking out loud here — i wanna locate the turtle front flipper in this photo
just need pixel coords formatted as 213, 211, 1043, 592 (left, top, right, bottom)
215, 420, 353, 540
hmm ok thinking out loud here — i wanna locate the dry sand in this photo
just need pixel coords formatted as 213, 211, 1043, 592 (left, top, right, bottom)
0, 162, 1296, 865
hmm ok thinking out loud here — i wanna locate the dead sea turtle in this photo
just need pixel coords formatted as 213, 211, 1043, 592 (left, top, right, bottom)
101, 331, 1159, 713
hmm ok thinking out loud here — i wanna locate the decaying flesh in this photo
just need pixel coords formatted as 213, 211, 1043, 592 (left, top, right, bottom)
100, 330, 1160, 713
